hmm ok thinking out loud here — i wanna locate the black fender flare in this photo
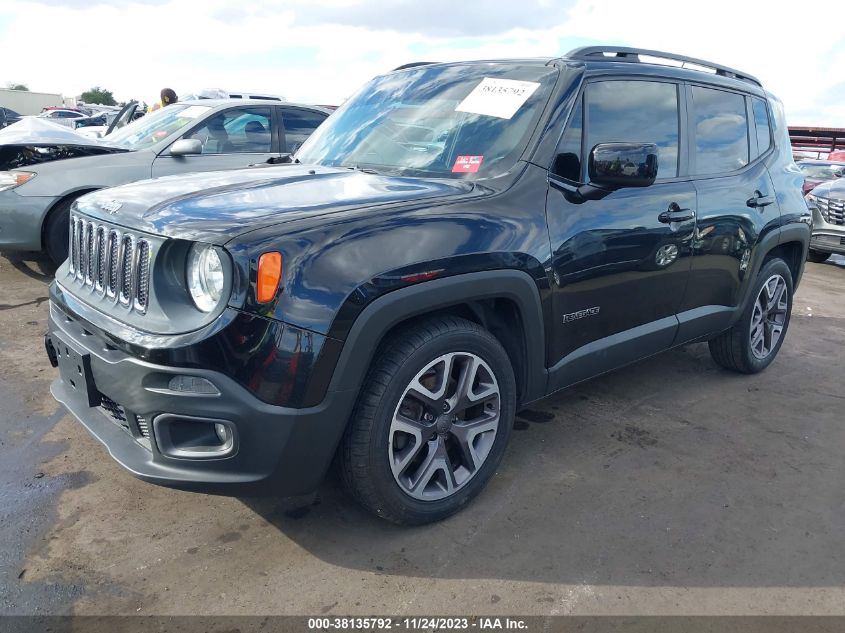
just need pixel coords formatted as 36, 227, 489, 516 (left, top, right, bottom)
733, 222, 810, 325
325, 269, 549, 404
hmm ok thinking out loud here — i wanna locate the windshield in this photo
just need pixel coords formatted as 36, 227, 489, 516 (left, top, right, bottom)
798, 162, 845, 180
106, 104, 211, 150
296, 63, 557, 178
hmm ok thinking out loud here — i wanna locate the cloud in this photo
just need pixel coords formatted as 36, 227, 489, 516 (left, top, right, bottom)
294, 0, 576, 36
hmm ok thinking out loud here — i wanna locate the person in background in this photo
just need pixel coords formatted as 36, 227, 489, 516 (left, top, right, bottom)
148, 88, 178, 113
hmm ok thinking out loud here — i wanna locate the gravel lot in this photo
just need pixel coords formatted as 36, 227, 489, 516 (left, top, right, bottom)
1, 252, 844, 616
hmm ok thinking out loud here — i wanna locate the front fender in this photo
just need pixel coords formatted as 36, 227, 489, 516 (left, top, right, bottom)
322, 269, 549, 405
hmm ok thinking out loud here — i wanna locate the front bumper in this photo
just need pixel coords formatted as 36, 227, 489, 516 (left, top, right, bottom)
810, 231, 845, 255
0, 189, 58, 251
46, 301, 356, 495
809, 203, 845, 255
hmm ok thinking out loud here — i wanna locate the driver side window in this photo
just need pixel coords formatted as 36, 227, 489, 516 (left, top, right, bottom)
551, 80, 680, 181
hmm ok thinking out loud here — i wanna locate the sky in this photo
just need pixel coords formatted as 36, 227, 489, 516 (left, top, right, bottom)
2, 0, 845, 126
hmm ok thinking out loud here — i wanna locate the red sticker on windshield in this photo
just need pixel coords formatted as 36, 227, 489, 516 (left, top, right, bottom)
452, 155, 484, 173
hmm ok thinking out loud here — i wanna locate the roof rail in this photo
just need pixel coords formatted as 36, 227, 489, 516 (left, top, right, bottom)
392, 62, 439, 71
565, 46, 761, 87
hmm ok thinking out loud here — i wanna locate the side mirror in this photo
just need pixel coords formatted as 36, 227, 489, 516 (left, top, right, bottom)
588, 142, 658, 190
170, 138, 203, 156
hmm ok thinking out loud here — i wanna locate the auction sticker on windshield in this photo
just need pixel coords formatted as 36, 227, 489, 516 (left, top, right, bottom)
455, 77, 540, 119
452, 155, 484, 173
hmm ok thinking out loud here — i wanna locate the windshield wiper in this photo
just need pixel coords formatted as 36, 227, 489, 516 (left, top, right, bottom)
344, 164, 380, 175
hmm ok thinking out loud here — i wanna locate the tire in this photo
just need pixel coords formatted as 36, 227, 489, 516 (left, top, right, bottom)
338, 315, 516, 525
807, 249, 831, 264
44, 198, 75, 265
708, 258, 793, 374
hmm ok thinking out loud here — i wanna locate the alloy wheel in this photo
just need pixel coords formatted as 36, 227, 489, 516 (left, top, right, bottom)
749, 274, 789, 360
388, 352, 501, 501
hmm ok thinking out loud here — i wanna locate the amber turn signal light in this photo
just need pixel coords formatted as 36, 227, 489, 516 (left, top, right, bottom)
256, 252, 283, 303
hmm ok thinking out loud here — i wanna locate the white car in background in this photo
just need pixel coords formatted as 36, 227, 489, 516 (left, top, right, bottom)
31, 109, 87, 127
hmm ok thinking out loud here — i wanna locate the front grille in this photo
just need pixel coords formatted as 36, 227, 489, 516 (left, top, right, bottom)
67, 215, 151, 314
815, 195, 845, 225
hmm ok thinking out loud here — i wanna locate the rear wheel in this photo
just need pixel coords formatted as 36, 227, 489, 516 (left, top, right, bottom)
338, 316, 516, 525
807, 249, 831, 263
44, 198, 75, 265
708, 258, 793, 374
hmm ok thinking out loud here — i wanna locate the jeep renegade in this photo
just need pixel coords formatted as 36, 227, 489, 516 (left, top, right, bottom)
45, 47, 811, 524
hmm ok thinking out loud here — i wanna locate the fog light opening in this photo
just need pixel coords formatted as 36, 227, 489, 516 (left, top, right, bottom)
214, 422, 230, 444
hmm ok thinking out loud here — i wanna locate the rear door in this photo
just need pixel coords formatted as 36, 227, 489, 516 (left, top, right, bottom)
545, 78, 697, 390
278, 107, 328, 154
676, 84, 781, 341
151, 106, 278, 177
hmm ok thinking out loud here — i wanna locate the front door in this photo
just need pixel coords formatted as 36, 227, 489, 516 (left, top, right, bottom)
546, 78, 696, 391
151, 106, 278, 177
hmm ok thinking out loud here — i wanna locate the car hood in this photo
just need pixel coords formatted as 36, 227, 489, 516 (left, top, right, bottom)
809, 179, 845, 198
0, 117, 126, 169
74, 164, 477, 244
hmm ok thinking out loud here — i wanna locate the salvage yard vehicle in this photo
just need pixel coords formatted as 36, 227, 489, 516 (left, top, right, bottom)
806, 181, 845, 262
0, 100, 331, 263
44, 47, 810, 525
796, 159, 845, 194
0, 106, 22, 129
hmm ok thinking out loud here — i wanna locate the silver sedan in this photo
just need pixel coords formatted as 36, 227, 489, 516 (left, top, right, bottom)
0, 99, 330, 263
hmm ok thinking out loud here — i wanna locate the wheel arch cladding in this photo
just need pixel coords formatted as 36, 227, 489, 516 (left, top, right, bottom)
326, 270, 548, 406
764, 240, 805, 287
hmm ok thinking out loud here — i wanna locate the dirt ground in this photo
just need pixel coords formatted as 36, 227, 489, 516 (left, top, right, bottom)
1, 251, 844, 616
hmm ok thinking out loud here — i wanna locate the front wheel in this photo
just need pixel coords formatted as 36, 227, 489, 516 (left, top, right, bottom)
338, 316, 516, 525
44, 198, 75, 266
708, 258, 793, 374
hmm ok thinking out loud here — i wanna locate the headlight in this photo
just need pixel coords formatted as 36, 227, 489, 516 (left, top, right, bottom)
0, 171, 36, 192
186, 243, 225, 312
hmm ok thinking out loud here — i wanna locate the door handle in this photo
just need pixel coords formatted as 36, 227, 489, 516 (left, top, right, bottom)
658, 202, 695, 223
747, 191, 775, 208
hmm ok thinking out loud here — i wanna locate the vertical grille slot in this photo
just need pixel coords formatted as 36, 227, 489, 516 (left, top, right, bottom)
119, 235, 134, 304
69, 217, 78, 275
85, 223, 95, 285
75, 218, 85, 281
135, 240, 150, 311
107, 230, 120, 297
96, 226, 107, 290
136, 415, 150, 438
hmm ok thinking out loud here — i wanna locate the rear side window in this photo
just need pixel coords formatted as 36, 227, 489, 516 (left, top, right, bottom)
691, 86, 749, 175
752, 98, 772, 157
282, 109, 327, 153
584, 80, 680, 179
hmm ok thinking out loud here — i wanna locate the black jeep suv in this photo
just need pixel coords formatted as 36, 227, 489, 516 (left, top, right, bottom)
45, 47, 810, 524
